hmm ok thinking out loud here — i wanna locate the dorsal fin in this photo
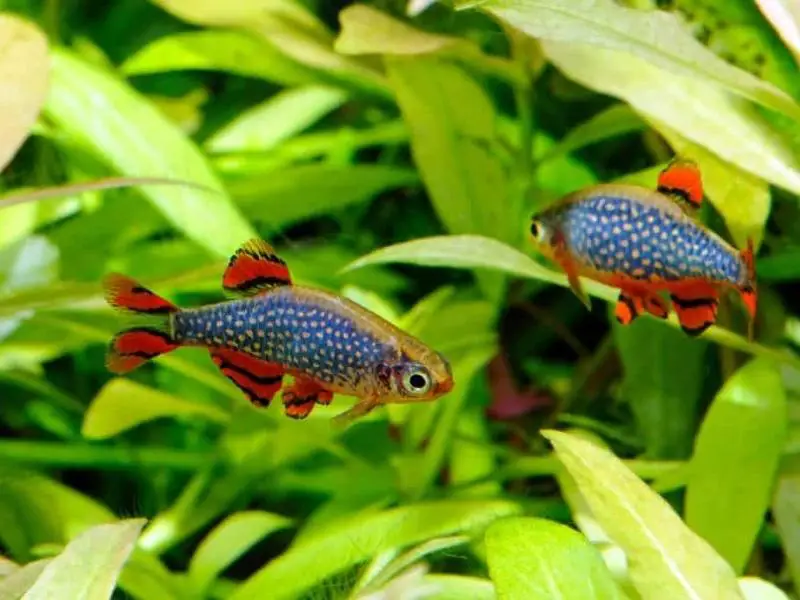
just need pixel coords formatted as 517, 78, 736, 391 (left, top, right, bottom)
657, 159, 703, 212
223, 238, 292, 297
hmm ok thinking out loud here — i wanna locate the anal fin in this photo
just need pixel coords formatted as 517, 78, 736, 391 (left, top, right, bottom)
670, 293, 719, 337
209, 347, 284, 407
282, 376, 333, 420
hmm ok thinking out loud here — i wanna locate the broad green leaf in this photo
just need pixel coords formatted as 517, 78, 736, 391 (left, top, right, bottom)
188, 511, 293, 593
43, 49, 256, 259
542, 429, 744, 600
206, 85, 347, 153
485, 517, 622, 599
685, 357, 787, 574
341, 234, 800, 368
0, 15, 48, 173
116, 550, 184, 600
772, 474, 800, 594
230, 500, 521, 600
738, 577, 791, 600
147, 0, 309, 27
757, 0, 800, 60
419, 575, 496, 600
82, 378, 231, 440
658, 127, 771, 249
385, 59, 516, 244
121, 30, 317, 86
0, 559, 50, 599
0, 465, 115, 560
542, 41, 800, 195
226, 164, 418, 229
614, 316, 708, 459
468, 0, 800, 120
22, 519, 145, 600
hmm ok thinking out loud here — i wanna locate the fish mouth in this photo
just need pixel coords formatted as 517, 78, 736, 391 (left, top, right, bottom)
436, 378, 454, 395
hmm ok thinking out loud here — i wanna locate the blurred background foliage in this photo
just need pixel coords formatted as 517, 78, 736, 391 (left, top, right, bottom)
1, 0, 800, 598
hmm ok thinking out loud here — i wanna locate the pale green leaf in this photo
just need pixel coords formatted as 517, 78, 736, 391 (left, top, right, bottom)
0, 559, 50, 600
22, 519, 145, 600
756, 0, 800, 61
121, 30, 317, 86
485, 517, 623, 599
419, 575, 496, 600
206, 85, 347, 153
772, 475, 800, 593
542, 429, 744, 600
342, 234, 800, 367
738, 577, 791, 600
147, 0, 302, 26
541, 41, 800, 195
188, 511, 293, 593
658, 127, 771, 249
230, 500, 521, 600
470, 0, 800, 120
686, 358, 787, 574
0, 15, 48, 173
43, 48, 256, 259
385, 59, 516, 244
82, 378, 230, 440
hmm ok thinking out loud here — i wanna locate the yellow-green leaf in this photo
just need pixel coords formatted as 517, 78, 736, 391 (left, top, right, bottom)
82, 379, 230, 440
0, 14, 49, 173
22, 519, 145, 600
43, 49, 256, 259
468, 0, 800, 120
148, 0, 293, 26
542, 429, 744, 600
485, 517, 623, 599
542, 42, 800, 195
756, 0, 800, 61
685, 358, 787, 574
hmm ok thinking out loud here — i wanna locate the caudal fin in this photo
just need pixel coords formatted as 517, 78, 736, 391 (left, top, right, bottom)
102, 273, 180, 373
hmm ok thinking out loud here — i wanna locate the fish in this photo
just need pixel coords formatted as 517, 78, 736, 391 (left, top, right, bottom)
528, 159, 757, 337
102, 238, 455, 425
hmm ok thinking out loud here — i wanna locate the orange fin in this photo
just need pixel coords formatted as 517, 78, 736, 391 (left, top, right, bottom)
642, 293, 669, 319
223, 239, 292, 297
670, 293, 718, 337
282, 376, 333, 419
614, 291, 641, 325
210, 347, 284, 408
103, 273, 178, 315
657, 158, 703, 209
107, 327, 179, 374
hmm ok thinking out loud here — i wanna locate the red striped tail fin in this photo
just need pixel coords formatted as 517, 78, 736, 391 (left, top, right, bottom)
102, 273, 181, 373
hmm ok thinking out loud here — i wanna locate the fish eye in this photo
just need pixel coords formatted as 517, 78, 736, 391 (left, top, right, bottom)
402, 366, 432, 395
529, 219, 548, 243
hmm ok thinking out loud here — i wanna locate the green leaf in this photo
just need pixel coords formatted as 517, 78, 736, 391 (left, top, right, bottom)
121, 30, 317, 86
342, 234, 800, 367
188, 511, 293, 593
614, 316, 708, 459
485, 517, 622, 599
148, 0, 302, 26
43, 48, 256, 260
738, 577, 791, 600
658, 127, 771, 249
385, 59, 516, 244
685, 357, 787, 574
542, 429, 744, 600
469, 0, 800, 121
772, 474, 800, 596
226, 164, 418, 229
0, 559, 51, 599
230, 500, 521, 600
541, 41, 800, 195
206, 85, 347, 153
22, 519, 145, 600
0, 14, 48, 173
756, 0, 800, 61
419, 575, 496, 600
81, 378, 231, 440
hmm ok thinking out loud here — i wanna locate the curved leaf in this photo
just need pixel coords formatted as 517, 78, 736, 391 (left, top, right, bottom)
756, 0, 800, 61
542, 429, 744, 600
82, 378, 231, 440
230, 500, 521, 600
22, 519, 145, 600
0, 14, 49, 173
685, 357, 787, 573
43, 48, 256, 259
468, 0, 800, 120
485, 517, 622, 599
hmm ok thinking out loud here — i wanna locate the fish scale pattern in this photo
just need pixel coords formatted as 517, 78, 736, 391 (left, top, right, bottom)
554, 194, 742, 284
172, 289, 390, 387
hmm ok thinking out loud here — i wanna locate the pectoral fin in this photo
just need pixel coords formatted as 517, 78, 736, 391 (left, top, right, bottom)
615, 290, 668, 326
281, 376, 334, 419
